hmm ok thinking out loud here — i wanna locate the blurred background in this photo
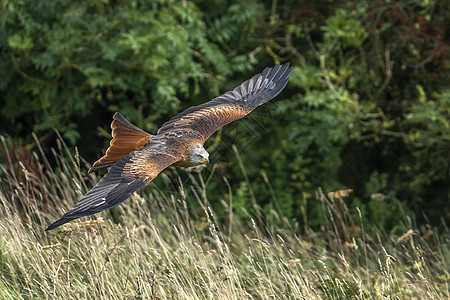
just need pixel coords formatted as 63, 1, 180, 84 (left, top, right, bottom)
1, 0, 449, 232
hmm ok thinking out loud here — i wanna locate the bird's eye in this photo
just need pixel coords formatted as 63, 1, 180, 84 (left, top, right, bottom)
197, 154, 203, 159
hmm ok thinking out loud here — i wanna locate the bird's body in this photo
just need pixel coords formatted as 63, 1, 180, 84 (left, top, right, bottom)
46, 63, 292, 231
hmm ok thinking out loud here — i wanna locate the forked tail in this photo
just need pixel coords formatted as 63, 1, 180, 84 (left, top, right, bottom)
89, 112, 152, 173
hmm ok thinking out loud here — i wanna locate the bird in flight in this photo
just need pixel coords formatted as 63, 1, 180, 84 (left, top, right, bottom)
46, 63, 292, 231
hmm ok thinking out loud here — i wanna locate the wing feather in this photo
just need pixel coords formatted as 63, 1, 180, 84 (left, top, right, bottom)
46, 144, 180, 230
157, 63, 293, 141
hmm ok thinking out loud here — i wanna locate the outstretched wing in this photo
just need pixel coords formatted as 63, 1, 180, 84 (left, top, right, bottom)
157, 63, 293, 142
46, 144, 180, 230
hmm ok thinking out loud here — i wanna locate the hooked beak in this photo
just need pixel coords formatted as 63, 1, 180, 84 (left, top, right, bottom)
201, 157, 209, 165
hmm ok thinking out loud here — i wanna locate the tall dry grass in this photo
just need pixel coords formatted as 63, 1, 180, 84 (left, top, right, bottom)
0, 134, 449, 299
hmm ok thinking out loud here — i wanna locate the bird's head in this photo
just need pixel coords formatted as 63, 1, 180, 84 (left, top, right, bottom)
189, 145, 209, 166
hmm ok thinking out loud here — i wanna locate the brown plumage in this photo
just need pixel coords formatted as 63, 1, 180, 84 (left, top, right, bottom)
46, 63, 293, 231
89, 112, 152, 172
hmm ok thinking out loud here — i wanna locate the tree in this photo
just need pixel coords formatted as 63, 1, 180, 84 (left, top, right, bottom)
1, 0, 449, 230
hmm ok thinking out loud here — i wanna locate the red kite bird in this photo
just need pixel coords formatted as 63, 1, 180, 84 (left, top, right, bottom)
46, 63, 292, 230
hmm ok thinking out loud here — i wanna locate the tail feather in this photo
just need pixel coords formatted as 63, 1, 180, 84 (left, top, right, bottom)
89, 113, 151, 173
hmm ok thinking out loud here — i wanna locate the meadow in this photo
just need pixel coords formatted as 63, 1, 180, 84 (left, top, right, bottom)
0, 135, 448, 299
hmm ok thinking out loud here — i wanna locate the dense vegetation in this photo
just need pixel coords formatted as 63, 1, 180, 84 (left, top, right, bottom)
1, 0, 449, 235
0, 139, 448, 299
0, 1, 449, 298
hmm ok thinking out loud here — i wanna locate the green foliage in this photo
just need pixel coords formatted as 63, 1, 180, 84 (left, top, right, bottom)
227, 0, 449, 229
0, 0, 261, 141
1, 0, 449, 231
322, 9, 368, 48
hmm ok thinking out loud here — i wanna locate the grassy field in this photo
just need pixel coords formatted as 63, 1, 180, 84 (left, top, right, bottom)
0, 136, 449, 299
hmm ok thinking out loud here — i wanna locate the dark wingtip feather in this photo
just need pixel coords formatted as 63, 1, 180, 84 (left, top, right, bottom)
45, 216, 76, 231
46, 154, 147, 232
243, 63, 293, 108
267, 63, 293, 100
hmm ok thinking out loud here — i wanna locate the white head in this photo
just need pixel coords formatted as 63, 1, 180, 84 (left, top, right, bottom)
189, 145, 209, 166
